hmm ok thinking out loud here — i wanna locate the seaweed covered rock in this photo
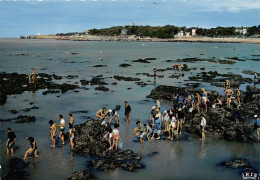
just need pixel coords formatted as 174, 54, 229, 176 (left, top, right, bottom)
67, 171, 98, 180
72, 119, 143, 171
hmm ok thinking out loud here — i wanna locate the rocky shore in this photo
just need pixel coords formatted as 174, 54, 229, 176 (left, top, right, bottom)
69, 119, 143, 172
147, 85, 260, 142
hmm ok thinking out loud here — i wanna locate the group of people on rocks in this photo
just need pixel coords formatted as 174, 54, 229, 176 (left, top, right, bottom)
133, 79, 260, 143
95, 101, 131, 150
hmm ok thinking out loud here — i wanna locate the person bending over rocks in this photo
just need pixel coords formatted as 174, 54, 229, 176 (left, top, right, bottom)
24, 137, 39, 159
124, 101, 131, 123
6, 128, 16, 156
96, 107, 107, 121
136, 121, 145, 144
225, 88, 234, 108
49, 120, 56, 148
109, 109, 120, 125
112, 124, 120, 151
144, 124, 153, 141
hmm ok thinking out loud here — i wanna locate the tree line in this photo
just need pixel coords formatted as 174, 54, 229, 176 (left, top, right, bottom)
56, 25, 260, 38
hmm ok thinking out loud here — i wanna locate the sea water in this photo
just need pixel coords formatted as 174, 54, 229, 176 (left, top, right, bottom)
0, 38, 260, 180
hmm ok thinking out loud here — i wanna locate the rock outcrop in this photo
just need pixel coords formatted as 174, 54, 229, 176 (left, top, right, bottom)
71, 119, 143, 171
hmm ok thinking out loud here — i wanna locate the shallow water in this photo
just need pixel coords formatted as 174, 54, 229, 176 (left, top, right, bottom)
0, 39, 260, 179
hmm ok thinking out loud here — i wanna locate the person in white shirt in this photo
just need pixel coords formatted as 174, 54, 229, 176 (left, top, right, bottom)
168, 115, 177, 140
155, 98, 160, 109
200, 115, 206, 140
162, 110, 169, 131
58, 115, 65, 145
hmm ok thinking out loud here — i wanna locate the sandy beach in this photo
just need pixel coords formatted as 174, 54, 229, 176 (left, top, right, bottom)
24, 35, 260, 44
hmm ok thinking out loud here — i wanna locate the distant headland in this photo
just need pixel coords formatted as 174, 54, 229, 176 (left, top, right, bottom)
20, 24, 260, 44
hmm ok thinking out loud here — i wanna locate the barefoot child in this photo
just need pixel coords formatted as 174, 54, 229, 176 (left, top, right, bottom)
112, 124, 120, 151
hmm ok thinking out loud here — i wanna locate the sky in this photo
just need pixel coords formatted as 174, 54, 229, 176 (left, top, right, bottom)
0, 0, 259, 37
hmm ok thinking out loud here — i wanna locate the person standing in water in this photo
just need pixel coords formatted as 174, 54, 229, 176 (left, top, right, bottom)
29, 68, 36, 84
69, 123, 75, 150
112, 124, 120, 151
124, 101, 131, 123
200, 115, 206, 140
104, 123, 113, 150
49, 120, 56, 148
24, 137, 39, 159
153, 66, 157, 76
68, 113, 74, 127
255, 115, 260, 141
6, 128, 16, 155
58, 115, 65, 145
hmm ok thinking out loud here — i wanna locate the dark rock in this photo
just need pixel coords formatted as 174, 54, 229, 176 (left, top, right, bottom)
71, 53, 79, 55
119, 64, 132, 67
242, 70, 259, 75
31, 106, 39, 109
93, 65, 107, 68
67, 171, 98, 180
52, 74, 62, 80
23, 108, 30, 112
71, 110, 88, 114
132, 59, 150, 63
16, 115, 35, 123
220, 158, 250, 169
66, 75, 78, 79
3, 158, 29, 180
114, 76, 141, 81
90, 77, 107, 85
8, 110, 18, 114
80, 80, 89, 86
95, 86, 109, 91
227, 57, 246, 61
42, 90, 60, 95
111, 82, 117, 85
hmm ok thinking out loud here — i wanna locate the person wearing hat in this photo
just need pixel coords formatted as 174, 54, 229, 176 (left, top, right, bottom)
177, 108, 185, 135
162, 110, 169, 131
255, 115, 260, 141
124, 101, 131, 123
150, 106, 157, 129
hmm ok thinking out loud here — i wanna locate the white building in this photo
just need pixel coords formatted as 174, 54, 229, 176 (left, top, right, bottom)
121, 29, 128, 36
192, 29, 196, 36
36, 33, 40, 36
242, 28, 247, 35
185, 32, 190, 37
